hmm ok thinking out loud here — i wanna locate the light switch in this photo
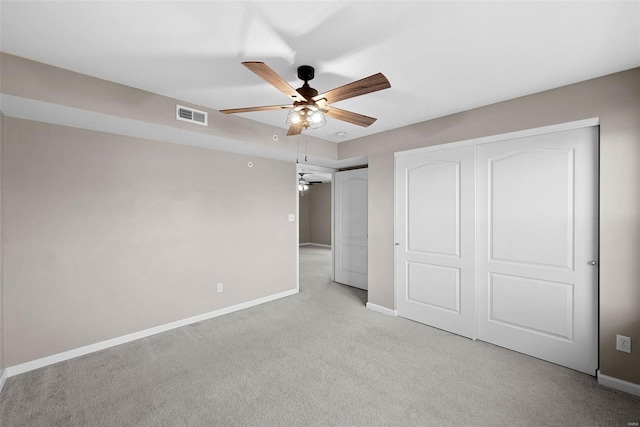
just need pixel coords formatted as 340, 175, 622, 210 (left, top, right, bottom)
288, 214, 295, 222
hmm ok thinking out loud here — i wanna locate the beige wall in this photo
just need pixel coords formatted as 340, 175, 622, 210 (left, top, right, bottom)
308, 183, 332, 246
298, 190, 310, 244
338, 68, 640, 385
3, 119, 297, 366
0, 54, 306, 368
0, 53, 337, 164
0, 112, 4, 372
298, 184, 331, 246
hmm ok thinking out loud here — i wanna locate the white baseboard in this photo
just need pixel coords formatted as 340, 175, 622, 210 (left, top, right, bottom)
6, 288, 298, 378
597, 370, 640, 397
366, 302, 397, 317
0, 369, 7, 394
299, 242, 311, 246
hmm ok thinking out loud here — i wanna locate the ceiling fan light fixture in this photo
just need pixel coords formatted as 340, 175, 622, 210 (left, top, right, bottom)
308, 109, 326, 125
286, 105, 326, 129
288, 112, 302, 124
298, 174, 311, 193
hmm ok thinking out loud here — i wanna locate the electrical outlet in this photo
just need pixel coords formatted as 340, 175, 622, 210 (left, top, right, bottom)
217, 283, 223, 293
288, 214, 295, 222
616, 335, 631, 353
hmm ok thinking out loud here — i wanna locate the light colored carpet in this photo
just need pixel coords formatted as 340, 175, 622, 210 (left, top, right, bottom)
1, 246, 639, 426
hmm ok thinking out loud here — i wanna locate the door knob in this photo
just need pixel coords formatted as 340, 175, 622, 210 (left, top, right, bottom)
588, 261, 598, 266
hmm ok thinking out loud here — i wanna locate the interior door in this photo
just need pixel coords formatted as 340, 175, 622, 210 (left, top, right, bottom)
476, 127, 598, 375
334, 168, 368, 289
396, 146, 476, 339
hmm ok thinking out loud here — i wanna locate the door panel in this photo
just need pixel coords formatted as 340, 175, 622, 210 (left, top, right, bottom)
489, 273, 573, 340
396, 146, 476, 339
407, 162, 460, 256
407, 262, 461, 313
341, 244, 368, 275
334, 169, 368, 289
477, 127, 598, 375
489, 149, 574, 269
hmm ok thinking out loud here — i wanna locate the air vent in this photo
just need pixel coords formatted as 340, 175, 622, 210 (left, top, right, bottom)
176, 105, 208, 126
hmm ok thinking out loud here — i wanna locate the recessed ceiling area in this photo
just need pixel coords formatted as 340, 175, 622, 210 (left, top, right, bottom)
1, 1, 638, 142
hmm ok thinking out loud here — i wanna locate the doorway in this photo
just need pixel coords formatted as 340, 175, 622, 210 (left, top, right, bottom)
298, 164, 335, 291
296, 165, 370, 296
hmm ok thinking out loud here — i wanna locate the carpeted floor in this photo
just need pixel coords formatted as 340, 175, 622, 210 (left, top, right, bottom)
1, 245, 639, 426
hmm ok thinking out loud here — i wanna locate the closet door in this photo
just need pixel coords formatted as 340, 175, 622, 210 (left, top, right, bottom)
396, 146, 476, 339
476, 127, 598, 375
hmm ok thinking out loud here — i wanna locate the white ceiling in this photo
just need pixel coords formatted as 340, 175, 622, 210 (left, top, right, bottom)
1, 1, 639, 143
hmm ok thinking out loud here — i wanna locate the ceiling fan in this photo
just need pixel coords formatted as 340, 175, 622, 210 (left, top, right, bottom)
298, 173, 322, 193
299, 173, 322, 185
219, 62, 391, 136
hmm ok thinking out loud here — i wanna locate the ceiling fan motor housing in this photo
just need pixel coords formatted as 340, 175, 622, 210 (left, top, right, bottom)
297, 65, 315, 82
295, 65, 319, 100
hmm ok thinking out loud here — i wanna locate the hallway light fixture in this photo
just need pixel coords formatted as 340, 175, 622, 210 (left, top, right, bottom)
298, 177, 309, 194
298, 173, 322, 195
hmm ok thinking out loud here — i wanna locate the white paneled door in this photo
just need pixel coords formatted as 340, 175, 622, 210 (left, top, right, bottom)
476, 127, 598, 375
395, 125, 598, 375
396, 146, 476, 339
334, 169, 368, 290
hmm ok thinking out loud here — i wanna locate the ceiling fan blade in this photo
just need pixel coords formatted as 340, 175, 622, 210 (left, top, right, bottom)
307, 181, 323, 184
287, 122, 304, 136
219, 104, 293, 114
242, 62, 306, 102
324, 107, 377, 127
313, 73, 390, 104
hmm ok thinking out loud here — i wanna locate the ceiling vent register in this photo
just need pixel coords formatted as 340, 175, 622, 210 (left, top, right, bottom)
176, 105, 208, 126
